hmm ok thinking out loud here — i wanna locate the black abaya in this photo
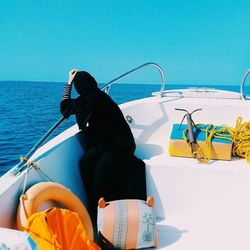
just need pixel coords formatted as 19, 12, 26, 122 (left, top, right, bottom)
60, 71, 146, 223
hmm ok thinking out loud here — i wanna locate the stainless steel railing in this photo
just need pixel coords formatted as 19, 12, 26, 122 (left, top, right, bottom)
12, 116, 66, 175
102, 62, 166, 97
240, 68, 250, 100
11, 62, 165, 175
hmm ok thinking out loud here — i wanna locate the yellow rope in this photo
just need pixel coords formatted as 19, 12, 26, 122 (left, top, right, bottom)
19, 156, 54, 182
20, 156, 38, 167
193, 125, 212, 163
195, 124, 230, 163
182, 117, 250, 163
224, 117, 250, 163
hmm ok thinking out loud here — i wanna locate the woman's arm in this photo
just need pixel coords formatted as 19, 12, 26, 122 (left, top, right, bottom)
60, 69, 78, 118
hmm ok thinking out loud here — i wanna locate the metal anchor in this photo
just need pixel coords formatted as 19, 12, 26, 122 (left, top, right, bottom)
175, 108, 202, 155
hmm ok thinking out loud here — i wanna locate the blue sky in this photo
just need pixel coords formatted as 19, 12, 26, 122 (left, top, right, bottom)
0, 0, 249, 85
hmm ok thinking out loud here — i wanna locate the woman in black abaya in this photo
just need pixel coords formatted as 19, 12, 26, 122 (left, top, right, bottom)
60, 70, 146, 222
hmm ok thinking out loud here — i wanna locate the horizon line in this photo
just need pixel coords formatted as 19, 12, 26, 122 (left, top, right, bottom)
0, 80, 241, 87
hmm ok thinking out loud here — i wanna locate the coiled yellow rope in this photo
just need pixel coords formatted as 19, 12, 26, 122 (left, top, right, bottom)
194, 125, 232, 163
225, 117, 250, 163
183, 117, 250, 163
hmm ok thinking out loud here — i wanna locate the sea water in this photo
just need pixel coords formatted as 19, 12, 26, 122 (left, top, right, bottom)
0, 81, 245, 172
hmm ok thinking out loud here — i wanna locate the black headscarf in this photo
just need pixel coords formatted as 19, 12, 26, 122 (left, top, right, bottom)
73, 71, 98, 96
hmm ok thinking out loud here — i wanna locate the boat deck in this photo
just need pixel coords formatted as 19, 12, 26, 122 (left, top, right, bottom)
1, 88, 250, 249
121, 92, 250, 170
149, 163, 250, 249
120, 92, 250, 249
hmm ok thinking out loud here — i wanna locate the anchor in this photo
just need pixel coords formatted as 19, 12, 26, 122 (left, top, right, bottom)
175, 108, 202, 156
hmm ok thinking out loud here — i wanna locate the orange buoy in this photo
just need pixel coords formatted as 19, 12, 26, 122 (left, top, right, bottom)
17, 182, 93, 240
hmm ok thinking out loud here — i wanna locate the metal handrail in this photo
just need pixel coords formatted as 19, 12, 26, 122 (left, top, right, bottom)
11, 62, 165, 175
12, 116, 66, 175
240, 68, 250, 100
101, 62, 166, 97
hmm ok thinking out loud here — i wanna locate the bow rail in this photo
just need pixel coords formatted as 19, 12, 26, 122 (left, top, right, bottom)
240, 68, 250, 100
11, 62, 165, 175
102, 62, 166, 97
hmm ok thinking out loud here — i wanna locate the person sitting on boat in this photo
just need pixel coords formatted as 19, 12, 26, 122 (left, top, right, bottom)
60, 70, 136, 154
60, 69, 146, 222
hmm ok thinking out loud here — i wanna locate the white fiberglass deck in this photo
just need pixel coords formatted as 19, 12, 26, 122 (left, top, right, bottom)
1, 88, 250, 249
145, 163, 250, 249
120, 90, 250, 249
121, 90, 250, 169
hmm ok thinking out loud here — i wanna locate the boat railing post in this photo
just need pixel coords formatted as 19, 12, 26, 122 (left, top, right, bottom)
101, 62, 166, 97
240, 68, 250, 100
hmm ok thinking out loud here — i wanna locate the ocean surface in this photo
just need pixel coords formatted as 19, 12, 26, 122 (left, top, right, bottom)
0, 81, 245, 172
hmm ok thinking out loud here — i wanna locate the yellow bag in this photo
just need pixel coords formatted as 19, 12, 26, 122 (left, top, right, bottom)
25, 207, 100, 250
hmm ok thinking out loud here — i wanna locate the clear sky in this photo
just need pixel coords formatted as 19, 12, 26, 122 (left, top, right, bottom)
0, 0, 249, 85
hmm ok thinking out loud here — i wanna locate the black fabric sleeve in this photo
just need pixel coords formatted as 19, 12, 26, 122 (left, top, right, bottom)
60, 99, 76, 118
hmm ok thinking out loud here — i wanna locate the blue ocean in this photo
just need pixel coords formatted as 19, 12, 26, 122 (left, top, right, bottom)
0, 81, 245, 172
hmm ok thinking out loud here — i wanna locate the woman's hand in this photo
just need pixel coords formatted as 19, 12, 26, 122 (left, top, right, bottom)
68, 69, 78, 85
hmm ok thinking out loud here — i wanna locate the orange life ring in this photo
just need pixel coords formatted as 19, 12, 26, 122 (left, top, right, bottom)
17, 182, 93, 240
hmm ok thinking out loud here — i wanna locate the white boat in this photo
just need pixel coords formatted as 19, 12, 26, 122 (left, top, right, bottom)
0, 63, 250, 249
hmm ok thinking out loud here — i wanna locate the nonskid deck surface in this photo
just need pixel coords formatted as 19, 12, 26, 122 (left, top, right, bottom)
121, 92, 250, 249
146, 163, 250, 249
122, 93, 250, 169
